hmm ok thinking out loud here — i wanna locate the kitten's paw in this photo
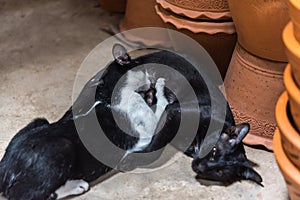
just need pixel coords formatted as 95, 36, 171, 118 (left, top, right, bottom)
55, 179, 89, 199
69, 179, 89, 195
155, 78, 165, 91
154, 78, 168, 118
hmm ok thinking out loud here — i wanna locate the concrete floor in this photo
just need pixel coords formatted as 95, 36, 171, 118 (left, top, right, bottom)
0, 0, 288, 199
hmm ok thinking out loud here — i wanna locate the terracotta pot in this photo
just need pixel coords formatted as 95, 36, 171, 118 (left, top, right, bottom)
99, 0, 127, 13
290, 0, 300, 43
283, 22, 300, 88
284, 65, 300, 133
119, 0, 171, 47
121, 0, 166, 29
224, 43, 286, 150
276, 91, 300, 172
156, 5, 236, 79
228, 0, 290, 62
157, 0, 231, 20
274, 129, 300, 200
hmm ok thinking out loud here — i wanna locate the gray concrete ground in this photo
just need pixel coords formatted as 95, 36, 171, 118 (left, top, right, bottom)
0, 0, 288, 199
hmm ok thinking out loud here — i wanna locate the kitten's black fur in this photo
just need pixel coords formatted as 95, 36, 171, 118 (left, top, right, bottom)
0, 44, 262, 200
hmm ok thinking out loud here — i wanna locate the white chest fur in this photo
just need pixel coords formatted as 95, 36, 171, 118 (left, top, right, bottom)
113, 70, 168, 154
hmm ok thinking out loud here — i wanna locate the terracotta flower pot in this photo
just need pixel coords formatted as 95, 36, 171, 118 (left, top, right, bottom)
289, 0, 300, 43
119, 0, 171, 47
276, 91, 300, 171
156, 5, 236, 79
157, 0, 231, 20
224, 43, 286, 150
274, 129, 300, 200
228, 0, 290, 62
283, 22, 300, 88
284, 65, 300, 133
99, 0, 127, 13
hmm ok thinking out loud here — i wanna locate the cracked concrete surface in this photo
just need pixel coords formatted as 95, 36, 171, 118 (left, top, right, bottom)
0, 0, 288, 199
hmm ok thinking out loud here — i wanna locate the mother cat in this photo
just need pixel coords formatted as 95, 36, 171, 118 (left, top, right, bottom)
0, 44, 262, 200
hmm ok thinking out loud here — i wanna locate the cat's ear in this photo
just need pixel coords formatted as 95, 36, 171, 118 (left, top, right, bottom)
235, 123, 250, 144
240, 166, 263, 185
216, 123, 250, 150
112, 44, 131, 66
228, 123, 250, 147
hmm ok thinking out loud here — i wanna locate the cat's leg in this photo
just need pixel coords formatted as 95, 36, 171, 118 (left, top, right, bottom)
155, 78, 169, 119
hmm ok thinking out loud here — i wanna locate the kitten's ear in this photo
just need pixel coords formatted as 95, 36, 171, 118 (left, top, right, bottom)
227, 123, 250, 147
112, 44, 131, 66
234, 123, 250, 145
240, 166, 263, 185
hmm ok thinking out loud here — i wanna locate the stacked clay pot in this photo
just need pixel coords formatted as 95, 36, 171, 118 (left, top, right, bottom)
274, 1, 300, 199
273, 124, 300, 200
283, 23, 300, 132
224, 0, 290, 150
98, 0, 127, 13
224, 44, 286, 149
119, 0, 171, 47
275, 91, 300, 200
155, 0, 237, 79
228, 0, 290, 62
289, 0, 300, 43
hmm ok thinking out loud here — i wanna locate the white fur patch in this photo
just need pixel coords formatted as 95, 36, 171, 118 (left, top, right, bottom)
113, 70, 168, 154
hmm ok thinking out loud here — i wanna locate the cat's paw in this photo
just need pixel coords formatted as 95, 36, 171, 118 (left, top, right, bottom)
55, 179, 89, 199
155, 78, 165, 92
155, 78, 168, 114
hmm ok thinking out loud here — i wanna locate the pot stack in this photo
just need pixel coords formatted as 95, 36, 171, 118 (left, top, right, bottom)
274, 1, 300, 199
155, 0, 237, 79
98, 0, 127, 13
119, 0, 172, 47
224, 0, 290, 150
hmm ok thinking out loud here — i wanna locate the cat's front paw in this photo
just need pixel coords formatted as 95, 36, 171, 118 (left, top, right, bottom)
55, 179, 89, 199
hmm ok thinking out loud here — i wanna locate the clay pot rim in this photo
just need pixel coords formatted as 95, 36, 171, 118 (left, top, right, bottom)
155, 5, 236, 35
234, 44, 286, 77
290, 0, 300, 28
156, 0, 232, 20
273, 129, 300, 188
284, 65, 300, 106
290, 0, 300, 11
163, 0, 230, 12
242, 134, 273, 151
276, 89, 300, 154
283, 22, 300, 60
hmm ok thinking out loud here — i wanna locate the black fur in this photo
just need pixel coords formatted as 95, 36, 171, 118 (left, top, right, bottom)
0, 44, 262, 200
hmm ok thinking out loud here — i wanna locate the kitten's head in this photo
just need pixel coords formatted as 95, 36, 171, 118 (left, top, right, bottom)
192, 123, 263, 185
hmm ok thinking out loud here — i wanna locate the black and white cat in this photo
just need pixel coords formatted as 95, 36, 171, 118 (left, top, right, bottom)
0, 44, 262, 200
